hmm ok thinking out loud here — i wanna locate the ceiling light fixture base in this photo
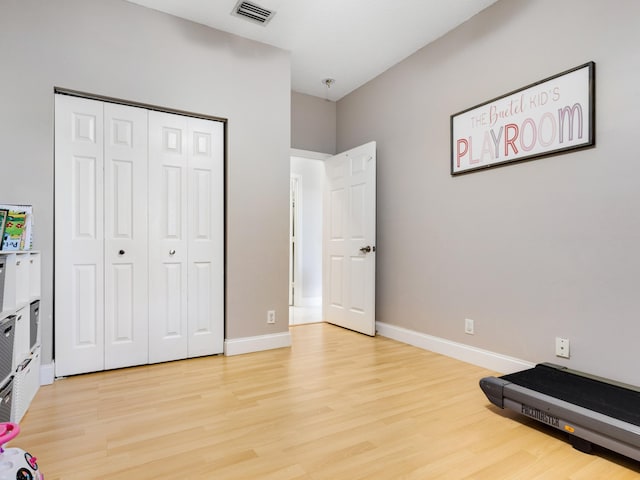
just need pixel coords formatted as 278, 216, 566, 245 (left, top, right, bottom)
321, 78, 336, 88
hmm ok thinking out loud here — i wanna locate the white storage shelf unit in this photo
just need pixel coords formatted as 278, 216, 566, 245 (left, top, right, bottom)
0, 251, 41, 423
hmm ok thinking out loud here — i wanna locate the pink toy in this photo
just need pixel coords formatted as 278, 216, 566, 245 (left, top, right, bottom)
0, 423, 43, 479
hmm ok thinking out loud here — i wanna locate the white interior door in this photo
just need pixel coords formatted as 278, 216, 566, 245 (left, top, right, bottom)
323, 141, 376, 336
103, 103, 149, 369
148, 111, 189, 363
55, 95, 105, 376
186, 117, 224, 357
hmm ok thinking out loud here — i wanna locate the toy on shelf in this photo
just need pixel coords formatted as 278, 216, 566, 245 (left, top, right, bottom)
0, 422, 43, 480
0, 205, 33, 252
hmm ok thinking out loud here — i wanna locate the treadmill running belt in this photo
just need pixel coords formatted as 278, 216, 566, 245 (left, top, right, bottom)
501, 364, 640, 427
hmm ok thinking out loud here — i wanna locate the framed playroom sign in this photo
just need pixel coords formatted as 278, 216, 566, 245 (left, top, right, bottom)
451, 62, 595, 175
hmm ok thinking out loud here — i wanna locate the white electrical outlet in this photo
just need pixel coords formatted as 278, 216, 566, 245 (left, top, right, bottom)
465, 318, 474, 335
555, 337, 570, 358
267, 310, 276, 324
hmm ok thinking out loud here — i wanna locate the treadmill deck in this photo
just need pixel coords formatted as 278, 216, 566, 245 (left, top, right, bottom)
480, 363, 640, 462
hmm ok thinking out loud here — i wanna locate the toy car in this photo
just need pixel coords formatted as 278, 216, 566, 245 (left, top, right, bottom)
0, 423, 43, 480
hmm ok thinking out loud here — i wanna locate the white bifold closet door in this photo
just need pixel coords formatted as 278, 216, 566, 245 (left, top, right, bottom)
148, 111, 224, 363
54, 95, 223, 377
104, 103, 149, 370
55, 95, 107, 375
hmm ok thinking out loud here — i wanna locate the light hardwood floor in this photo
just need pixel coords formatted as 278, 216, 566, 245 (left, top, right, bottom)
17, 323, 640, 479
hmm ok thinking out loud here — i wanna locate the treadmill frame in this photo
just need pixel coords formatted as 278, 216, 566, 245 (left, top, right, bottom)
480, 363, 640, 462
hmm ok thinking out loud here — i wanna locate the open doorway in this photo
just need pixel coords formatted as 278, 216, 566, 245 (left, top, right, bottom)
289, 149, 329, 325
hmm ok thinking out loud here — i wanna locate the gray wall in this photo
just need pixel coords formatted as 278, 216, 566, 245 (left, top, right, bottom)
337, 0, 640, 385
0, 0, 291, 364
291, 92, 336, 154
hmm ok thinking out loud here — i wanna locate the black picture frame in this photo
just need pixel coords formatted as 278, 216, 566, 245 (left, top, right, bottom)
451, 62, 595, 175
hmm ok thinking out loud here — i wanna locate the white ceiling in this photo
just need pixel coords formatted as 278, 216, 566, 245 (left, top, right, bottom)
126, 0, 499, 101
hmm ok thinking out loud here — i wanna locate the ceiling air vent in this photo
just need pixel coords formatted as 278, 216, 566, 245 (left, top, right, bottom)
232, 1, 275, 26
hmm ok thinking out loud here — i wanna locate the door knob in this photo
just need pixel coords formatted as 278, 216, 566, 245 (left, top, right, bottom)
118, 249, 125, 255
359, 245, 372, 254
169, 249, 176, 256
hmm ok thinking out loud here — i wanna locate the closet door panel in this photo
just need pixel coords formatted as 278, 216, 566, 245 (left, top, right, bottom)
187, 118, 224, 356
148, 111, 189, 363
55, 95, 105, 377
160, 262, 184, 334
104, 103, 149, 369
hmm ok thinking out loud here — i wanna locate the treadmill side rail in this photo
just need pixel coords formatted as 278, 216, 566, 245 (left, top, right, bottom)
480, 367, 640, 463
505, 384, 640, 452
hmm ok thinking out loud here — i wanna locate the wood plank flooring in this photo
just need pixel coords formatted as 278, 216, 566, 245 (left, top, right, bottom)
17, 323, 640, 479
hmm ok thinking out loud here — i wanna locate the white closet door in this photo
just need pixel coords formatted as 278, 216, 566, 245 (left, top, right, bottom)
104, 103, 149, 369
148, 111, 189, 363
56, 96, 224, 374
54, 95, 105, 377
187, 118, 224, 356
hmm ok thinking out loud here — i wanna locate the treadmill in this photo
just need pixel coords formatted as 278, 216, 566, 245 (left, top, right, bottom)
480, 363, 640, 462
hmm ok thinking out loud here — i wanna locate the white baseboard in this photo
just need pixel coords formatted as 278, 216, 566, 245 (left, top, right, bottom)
224, 331, 292, 356
376, 322, 534, 374
40, 362, 55, 385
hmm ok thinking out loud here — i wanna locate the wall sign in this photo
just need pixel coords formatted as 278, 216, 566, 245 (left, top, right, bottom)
451, 62, 595, 175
